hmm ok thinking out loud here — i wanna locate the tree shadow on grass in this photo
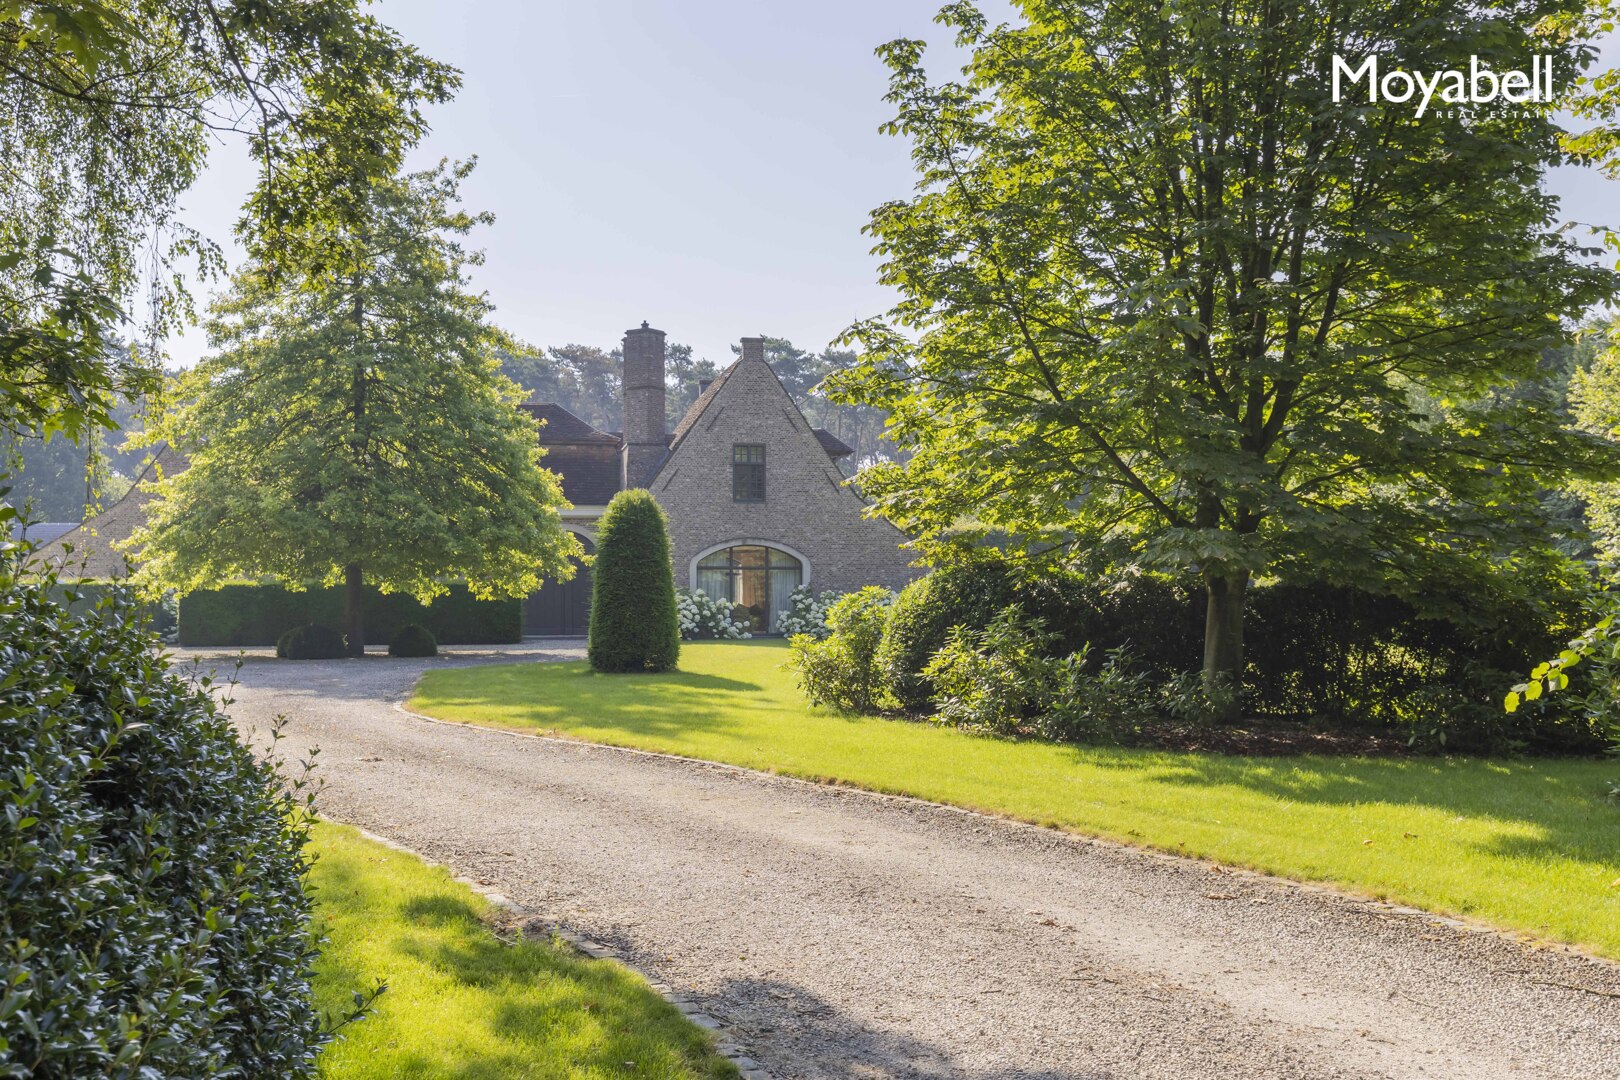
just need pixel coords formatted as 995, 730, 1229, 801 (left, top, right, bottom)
1120, 747, 1620, 867
419, 668, 778, 745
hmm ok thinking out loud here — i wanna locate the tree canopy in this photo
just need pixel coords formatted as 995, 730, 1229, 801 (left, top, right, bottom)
0, 0, 456, 443
832, 0, 1620, 705
131, 161, 577, 652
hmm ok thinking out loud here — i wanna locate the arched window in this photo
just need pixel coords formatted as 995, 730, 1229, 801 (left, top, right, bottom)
695, 545, 803, 633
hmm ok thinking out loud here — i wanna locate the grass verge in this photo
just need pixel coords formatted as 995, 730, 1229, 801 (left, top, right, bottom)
309, 821, 736, 1079
410, 640, 1620, 960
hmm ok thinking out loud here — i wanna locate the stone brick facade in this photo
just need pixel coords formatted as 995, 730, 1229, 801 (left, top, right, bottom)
649, 337, 919, 595
522, 325, 920, 633
621, 322, 668, 489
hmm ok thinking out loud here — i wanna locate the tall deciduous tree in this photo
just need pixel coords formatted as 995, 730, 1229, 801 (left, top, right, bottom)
0, 1, 455, 443
131, 161, 577, 654
833, 0, 1620, 710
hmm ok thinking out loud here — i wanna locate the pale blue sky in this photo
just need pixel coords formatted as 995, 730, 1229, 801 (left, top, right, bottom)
166, 1, 1619, 370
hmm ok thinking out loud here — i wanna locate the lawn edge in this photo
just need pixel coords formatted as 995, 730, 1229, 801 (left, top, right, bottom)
397, 697, 1620, 970
332, 818, 770, 1080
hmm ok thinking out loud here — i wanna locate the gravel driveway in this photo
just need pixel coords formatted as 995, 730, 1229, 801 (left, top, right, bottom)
204, 644, 1620, 1080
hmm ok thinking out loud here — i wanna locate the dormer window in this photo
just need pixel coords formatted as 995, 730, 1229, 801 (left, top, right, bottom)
733, 444, 765, 502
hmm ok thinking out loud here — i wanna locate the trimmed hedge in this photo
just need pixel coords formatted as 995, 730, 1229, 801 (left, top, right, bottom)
178, 582, 520, 647
588, 490, 680, 673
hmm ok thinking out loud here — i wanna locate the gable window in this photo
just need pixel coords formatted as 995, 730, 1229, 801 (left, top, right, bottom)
732, 444, 766, 502
696, 545, 803, 633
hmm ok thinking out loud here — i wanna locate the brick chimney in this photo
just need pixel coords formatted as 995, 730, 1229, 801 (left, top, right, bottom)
740, 336, 766, 364
621, 321, 667, 489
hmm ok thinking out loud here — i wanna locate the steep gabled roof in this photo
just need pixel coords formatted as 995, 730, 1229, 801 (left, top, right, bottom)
663, 359, 853, 468
667, 362, 736, 451
812, 428, 854, 459
33, 444, 189, 580
522, 402, 622, 446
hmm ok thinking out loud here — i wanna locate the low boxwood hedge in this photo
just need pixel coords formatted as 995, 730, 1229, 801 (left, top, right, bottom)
178, 582, 520, 647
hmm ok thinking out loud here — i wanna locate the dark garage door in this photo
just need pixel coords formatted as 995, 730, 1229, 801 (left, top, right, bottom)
524, 536, 593, 636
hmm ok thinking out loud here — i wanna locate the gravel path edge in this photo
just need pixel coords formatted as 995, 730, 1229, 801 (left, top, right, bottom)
348, 823, 774, 1079
393, 700, 1620, 976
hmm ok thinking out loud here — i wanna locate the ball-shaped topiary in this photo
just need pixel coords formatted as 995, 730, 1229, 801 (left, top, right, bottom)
587, 489, 680, 672
276, 622, 348, 660
388, 622, 438, 657
2, 563, 330, 1077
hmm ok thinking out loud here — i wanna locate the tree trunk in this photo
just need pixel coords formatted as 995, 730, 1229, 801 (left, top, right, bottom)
1202, 571, 1249, 720
344, 562, 366, 658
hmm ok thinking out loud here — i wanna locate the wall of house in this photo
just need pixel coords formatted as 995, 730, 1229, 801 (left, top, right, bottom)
650, 354, 920, 596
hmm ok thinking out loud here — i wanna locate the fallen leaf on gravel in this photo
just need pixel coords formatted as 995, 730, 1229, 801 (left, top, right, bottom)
1205, 893, 1238, 901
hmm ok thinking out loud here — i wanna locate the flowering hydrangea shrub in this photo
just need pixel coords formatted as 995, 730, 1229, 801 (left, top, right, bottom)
676, 588, 752, 640
775, 585, 842, 638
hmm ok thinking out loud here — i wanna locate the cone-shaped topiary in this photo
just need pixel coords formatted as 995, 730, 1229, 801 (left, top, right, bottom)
388, 622, 438, 657
587, 489, 680, 672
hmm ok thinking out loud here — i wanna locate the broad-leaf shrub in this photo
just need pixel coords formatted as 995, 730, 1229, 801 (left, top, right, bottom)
276, 622, 348, 660
774, 586, 841, 638
588, 490, 680, 673
876, 557, 1189, 715
387, 622, 438, 657
0, 556, 332, 1077
675, 588, 751, 640
787, 586, 893, 713
922, 606, 1157, 743
1505, 593, 1620, 751
875, 556, 1586, 751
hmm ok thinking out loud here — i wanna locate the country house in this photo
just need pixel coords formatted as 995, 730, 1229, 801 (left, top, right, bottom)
526, 324, 917, 635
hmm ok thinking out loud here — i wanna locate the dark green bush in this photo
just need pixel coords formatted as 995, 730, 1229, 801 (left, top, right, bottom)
922, 606, 1156, 743
48, 582, 178, 640
1243, 581, 1599, 752
788, 586, 894, 713
879, 552, 1592, 752
877, 560, 1023, 713
178, 582, 520, 647
877, 557, 1190, 714
276, 622, 348, 660
1, 556, 330, 1077
588, 490, 680, 673
388, 622, 438, 657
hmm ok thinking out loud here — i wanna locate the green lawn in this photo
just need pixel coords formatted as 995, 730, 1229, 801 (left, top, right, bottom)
309, 821, 736, 1080
411, 640, 1620, 960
